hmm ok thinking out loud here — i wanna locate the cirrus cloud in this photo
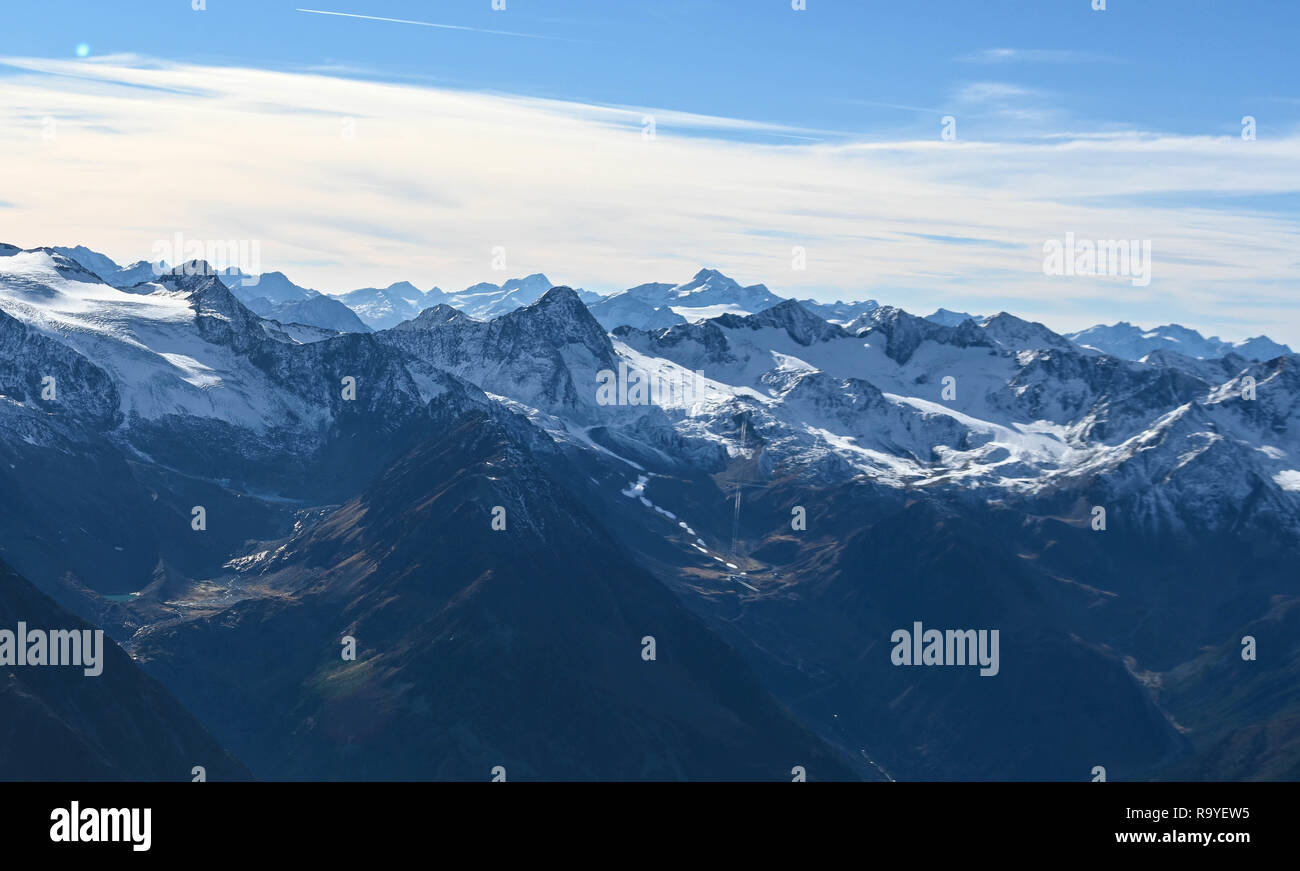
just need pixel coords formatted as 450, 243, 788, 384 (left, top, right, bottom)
0, 55, 1297, 343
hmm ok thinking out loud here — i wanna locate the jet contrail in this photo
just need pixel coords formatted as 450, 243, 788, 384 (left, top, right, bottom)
296, 8, 566, 41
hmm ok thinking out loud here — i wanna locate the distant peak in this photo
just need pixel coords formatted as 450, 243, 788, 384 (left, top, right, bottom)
926, 308, 981, 326
691, 267, 735, 283
765, 298, 812, 315
401, 303, 467, 330
516, 286, 604, 327
500, 273, 552, 292
168, 259, 218, 277
532, 285, 582, 308
736, 299, 844, 346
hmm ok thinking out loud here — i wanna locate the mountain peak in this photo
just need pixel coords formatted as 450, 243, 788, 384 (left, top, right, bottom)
501, 273, 552, 292
926, 307, 981, 327
1066, 321, 1291, 361
229, 270, 316, 305
52, 245, 121, 281
980, 311, 1075, 352
154, 261, 265, 338
502, 285, 616, 366
399, 303, 469, 330
852, 305, 993, 363
530, 284, 585, 312
29, 247, 108, 283
687, 267, 738, 286
169, 259, 218, 277
738, 299, 845, 346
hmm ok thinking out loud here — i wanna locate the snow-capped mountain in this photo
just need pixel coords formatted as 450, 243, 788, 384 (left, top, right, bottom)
588, 270, 878, 332
48, 245, 176, 289
110, 259, 169, 287
1067, 321, 1292, 361
209, 271, 367, 333
662, 268, 784, 313
0, 248, 430, 454
343, 273, 604, 328
446, 273, 555, 320
797, 298, 880, 325
381, 288, 619, 425
598, 269, 785, 329
51, 245, 123, 282
6, 243, 1297, 527
227, 270, 315, 305
440, 273, 603, 320
588, 286, 685, 332
244, 293, 371, 334
4, 240, 1300, 781
341, 281, 439, 330
979, 311, 1081, 354
44, 246, 367, 334
925, 307, 982, 326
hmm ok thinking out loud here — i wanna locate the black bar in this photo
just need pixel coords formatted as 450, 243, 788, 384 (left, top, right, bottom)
4, 782, 1281, 858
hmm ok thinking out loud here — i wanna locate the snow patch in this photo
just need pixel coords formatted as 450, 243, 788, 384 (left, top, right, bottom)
1274, 470, 1300, 492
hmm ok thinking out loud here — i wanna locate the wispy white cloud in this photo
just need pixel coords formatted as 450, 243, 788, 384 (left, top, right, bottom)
0, 56, 1298, 343
954, 81, 1044, 103
947, 81, 1067, 130
958, 48, 1120, 65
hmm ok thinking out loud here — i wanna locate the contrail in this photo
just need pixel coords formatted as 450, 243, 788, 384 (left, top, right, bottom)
296, 8, 567, 41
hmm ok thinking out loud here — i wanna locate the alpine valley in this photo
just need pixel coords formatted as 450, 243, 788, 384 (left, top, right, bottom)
2, 243, 1298, 781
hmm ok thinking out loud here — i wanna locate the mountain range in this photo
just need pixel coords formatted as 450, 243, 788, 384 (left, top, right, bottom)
1065, 321, 1292, 362
3, 241, 1298, 780
45, 246, 1291, 363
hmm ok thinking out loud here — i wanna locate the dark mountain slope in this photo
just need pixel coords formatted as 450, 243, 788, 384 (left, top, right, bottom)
133, 400, 866, 781
1156, 596, 1300, 780
584, 472, 1192, 781
0, 560, 250, 781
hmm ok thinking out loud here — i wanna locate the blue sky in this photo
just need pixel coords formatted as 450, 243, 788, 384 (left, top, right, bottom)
2, 1, 1298, 342
16, 1, 1300, 141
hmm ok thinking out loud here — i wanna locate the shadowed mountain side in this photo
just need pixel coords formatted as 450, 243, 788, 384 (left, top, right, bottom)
0, 560, 250, 781
583, 473, 1193, 781
132, 401, 869, 781
1155, 596, 1300, 780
